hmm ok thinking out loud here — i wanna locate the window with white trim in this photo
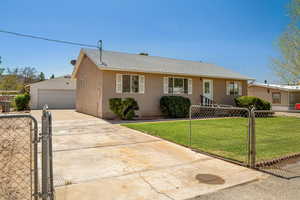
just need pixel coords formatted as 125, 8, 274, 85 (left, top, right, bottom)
164, 77, 192, 94
116, 74, 145, 94
78, 79, 86, 89
272, 92, 281, 104
226, 81, 242, 96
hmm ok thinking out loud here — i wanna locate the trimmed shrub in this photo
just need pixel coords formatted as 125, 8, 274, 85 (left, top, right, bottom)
14, 93, 30, 111
109, 98, 139, 120
234, 96, 271, 110
160, 96, 191, 118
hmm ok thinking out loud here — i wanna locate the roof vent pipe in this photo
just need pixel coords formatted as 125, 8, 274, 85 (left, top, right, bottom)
98, 40, 103, 64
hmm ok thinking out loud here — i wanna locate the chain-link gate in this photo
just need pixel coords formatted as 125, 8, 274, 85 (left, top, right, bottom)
189, 105, 251, 166
251, 109, 300, 178
0, 106, 54, 200
0, 115, 38, 200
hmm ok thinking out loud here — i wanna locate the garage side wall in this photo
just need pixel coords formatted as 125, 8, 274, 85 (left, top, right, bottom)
75, 56, 103, 117
248, 86, 289, 109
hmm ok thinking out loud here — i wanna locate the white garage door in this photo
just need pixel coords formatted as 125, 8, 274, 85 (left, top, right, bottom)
37, 89, 75, 109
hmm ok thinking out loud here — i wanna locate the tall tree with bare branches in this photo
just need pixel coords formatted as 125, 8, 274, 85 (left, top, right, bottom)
272, 0, 300, 84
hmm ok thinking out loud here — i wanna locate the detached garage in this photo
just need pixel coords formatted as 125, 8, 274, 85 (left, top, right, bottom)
29, 76, 76, 109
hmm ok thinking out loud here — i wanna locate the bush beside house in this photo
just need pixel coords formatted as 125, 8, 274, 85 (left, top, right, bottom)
14, 93, 30, 111
235, 96, 271, 110
160, 96, 191, 118
109, 98, 139, 120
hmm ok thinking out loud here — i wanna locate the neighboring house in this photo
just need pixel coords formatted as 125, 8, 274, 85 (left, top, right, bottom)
248, 82, 300, 110
28, 76, 76, 109
72, 48, 252, 119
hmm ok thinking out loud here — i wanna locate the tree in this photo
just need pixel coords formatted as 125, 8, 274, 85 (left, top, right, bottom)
50, 74, 55, 79
0, 74, 22, 91
20, 67, 38, 84
0, 67, 39, 91
0, 68, 4, 76
272, 0, 300, 84
38, 72, 45, 81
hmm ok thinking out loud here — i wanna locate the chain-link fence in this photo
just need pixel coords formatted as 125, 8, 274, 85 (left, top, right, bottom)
0, 115, 38, 200
252, 110, 300, 178
0, 106, 54, 200
189, 105, 300, 178
189, 105, 251, 166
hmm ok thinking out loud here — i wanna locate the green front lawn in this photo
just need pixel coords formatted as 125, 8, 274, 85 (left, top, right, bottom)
122, 117, 300, 163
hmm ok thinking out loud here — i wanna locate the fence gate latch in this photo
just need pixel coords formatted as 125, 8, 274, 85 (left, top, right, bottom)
33, 132, 43, 144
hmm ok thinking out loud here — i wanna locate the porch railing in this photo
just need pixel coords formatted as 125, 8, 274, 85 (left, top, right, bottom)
200, 95, 216, 106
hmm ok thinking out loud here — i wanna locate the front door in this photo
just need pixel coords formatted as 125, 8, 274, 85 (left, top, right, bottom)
203, 79, 213, 102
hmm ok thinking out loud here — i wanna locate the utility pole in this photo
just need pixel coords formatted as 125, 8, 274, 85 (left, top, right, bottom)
98, 40, 103, 64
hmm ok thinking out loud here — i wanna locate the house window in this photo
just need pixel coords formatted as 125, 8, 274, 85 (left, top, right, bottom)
227, 81, 242, 96
167, 77, 189, 94
122, 75, 139, 93
272, 92, 281, 104
116, 74, 144, 94
122, 75, 131, 93
131, 75, 139, 93
78, 79, 86, 89
204, 82, 210, 94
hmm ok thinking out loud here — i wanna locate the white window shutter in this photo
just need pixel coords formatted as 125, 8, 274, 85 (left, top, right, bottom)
226, 81, 230, 95
188, 78, 192, 94
116, 74, 122, 93
139, 75, 145, 94
163, 77, 169, 94
238, 82, 243, 96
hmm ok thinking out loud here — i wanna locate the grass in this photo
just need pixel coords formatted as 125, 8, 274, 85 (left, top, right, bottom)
122, 116, 300, 163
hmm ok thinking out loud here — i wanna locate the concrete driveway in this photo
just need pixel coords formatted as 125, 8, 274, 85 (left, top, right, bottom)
36, 110, 265, 200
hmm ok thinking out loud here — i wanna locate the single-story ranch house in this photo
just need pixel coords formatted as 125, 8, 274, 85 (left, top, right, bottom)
248, 82, 300, 110
72, 48, 252, 119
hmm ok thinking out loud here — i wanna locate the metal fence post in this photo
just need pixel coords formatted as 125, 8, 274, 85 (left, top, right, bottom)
189, 105, 192, 148
32, 117, 39, 200
250, 107, 256, 168
48, 112, 54, 200
41, 106, 50, 200
247, 109, 251, 167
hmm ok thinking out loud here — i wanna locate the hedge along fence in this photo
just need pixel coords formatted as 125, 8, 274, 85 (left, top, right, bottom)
234, 96, 271, 110
160, 96, 191, 118
109, 98, 139, 120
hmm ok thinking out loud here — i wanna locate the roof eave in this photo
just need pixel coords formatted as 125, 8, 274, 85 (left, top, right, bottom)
249, 84, 300, 92
98, 66, 253, 80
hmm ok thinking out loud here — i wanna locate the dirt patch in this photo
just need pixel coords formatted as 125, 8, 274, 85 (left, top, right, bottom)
195, 174, 225, 185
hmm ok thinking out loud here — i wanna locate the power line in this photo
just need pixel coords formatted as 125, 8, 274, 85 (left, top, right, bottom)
0, 29, 98, 48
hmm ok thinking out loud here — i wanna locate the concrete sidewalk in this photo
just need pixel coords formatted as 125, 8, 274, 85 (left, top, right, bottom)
37, 110, 265, 200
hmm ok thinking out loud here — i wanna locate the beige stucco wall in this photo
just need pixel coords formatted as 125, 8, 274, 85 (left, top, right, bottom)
290, 92, 300, 105
75, 55, 103, 117
75, 56, 248, 119
248, 86, 290, 109
101, 70, 248, 119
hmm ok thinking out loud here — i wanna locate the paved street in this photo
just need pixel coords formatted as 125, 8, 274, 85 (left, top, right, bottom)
190, 175, 300, 200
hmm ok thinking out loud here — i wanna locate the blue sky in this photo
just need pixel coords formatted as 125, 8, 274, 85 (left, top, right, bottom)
0, 0, 289, 82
